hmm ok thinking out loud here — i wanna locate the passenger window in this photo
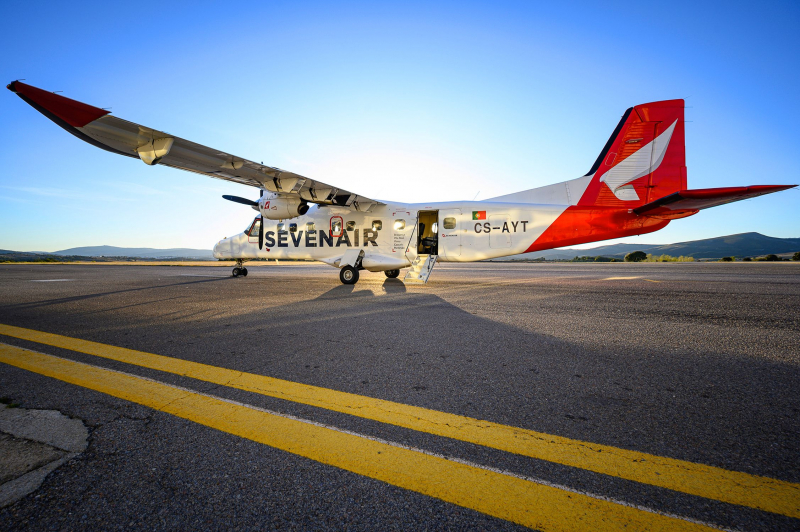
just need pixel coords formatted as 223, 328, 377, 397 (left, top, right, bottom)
443, 217, 456, 230
372, 220, 382, 231
331, 218, 343, 236
277, 223, 285, 232
394, 219, 405, 231
289, 223, 298, 233
346, 221, 356, 231
306, 222, 316, 231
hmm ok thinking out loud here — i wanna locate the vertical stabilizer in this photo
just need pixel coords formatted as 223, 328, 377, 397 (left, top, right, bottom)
578, 99, 686, 207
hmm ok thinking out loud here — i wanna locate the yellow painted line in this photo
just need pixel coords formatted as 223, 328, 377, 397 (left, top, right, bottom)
602, 276, 642, 280
1, 324, 798, 519
644, 279, 662, 283
0, 343, 715, 531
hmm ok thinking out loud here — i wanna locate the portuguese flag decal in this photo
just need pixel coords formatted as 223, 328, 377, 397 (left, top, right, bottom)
472, 211, 486, 220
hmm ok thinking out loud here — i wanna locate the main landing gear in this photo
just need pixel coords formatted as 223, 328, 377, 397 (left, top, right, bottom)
339, 267, 401, 285
339, 265, 359, 285
232, 259, 248, 277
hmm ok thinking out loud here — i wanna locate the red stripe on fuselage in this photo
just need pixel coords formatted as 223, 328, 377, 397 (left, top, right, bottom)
524, 206, 670, 253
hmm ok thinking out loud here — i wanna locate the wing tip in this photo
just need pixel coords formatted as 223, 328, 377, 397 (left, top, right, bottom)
8, 80, 109, 127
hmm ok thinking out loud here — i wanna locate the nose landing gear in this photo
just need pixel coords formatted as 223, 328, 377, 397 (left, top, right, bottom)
232, 259, 248, 277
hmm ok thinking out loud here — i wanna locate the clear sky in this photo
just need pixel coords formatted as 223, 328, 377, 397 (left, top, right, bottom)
1, 1, 798, 252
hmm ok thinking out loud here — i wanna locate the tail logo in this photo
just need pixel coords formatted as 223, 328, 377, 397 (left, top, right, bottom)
599, 120, 678, 201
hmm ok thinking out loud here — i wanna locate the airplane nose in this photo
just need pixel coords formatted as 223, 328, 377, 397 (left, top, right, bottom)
212, 239, 228, 259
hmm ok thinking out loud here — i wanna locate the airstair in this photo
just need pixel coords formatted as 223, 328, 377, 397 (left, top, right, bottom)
404, 254, 437, 284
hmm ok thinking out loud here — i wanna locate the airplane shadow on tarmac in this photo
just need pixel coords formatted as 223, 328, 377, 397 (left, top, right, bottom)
315, 278, 407, 298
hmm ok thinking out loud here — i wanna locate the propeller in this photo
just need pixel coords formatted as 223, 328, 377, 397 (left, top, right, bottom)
222, 195, 264, 249
222, 195, 258, 206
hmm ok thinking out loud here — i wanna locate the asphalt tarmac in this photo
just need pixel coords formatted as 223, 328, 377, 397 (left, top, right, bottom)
0, 261, 798, 531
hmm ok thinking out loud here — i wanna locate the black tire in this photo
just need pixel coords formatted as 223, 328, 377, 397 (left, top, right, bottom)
241, 267, 248, 276
339, 265, 359, 285
232, 267, 241, 277
384, 269, 400, 278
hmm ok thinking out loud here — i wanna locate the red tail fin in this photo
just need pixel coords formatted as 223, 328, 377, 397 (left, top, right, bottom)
578, 99, 685, 207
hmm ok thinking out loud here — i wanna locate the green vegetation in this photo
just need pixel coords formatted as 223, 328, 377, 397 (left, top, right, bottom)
720, 256, 734, 262
742, 257, 752, 261
643, 254, 695, 262
756, 254, 781, 261
624, 251, 648, 262
570, 255, 618, 262
793, 251, 800, 261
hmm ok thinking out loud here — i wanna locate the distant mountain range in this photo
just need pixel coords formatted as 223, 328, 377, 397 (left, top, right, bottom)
0, 245, 214, 262
52, 245, 214, 259
494, 233, 800, 261
2, 233, 799, 262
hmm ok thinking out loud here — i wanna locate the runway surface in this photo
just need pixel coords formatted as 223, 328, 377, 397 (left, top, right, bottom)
0, 262, 798, 531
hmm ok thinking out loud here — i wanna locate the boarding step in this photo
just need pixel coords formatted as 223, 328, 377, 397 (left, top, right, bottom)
404, 254, 437, 284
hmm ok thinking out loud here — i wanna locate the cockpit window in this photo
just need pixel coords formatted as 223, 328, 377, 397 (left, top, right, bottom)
247, 218, 261, 236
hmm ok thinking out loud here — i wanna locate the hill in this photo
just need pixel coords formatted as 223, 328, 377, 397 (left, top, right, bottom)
496, 232, 800, 261
639, 233, 800, 260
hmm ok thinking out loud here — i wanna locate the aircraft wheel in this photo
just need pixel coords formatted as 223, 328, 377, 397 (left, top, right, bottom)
384, 269, 400, 278
232, 267, 241, 277
241, 267, 248, 276
339, 265, 359, 285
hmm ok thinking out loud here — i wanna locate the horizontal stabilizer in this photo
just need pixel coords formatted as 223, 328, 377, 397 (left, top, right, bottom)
633, 185, 796, 219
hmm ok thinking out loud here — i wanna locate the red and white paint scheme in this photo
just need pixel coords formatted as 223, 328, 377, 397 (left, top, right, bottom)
8, 81, 795, 284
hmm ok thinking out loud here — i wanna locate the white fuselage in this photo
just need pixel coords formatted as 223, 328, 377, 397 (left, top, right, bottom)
213, 200, 568, 269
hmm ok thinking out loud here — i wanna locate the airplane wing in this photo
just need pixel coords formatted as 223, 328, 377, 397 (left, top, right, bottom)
7, 81, 382, 210
633, 185, 796, 219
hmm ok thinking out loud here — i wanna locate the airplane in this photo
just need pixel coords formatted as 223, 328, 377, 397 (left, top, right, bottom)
8, 81, 796, 284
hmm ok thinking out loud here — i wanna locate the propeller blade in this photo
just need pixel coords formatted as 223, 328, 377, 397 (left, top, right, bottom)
222, 195, 258, 206
258, 216, 264, 249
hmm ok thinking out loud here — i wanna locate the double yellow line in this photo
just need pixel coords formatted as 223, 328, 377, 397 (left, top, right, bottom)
1, 323, 798, 529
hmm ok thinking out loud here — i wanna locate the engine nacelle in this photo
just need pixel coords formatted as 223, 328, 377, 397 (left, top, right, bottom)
259, 194, 309, 220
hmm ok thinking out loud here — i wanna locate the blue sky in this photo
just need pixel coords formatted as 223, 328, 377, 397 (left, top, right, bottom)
1, 1, 798, 252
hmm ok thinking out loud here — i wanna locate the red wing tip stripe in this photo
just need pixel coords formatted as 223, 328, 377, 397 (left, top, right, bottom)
8, 80, 109, 127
